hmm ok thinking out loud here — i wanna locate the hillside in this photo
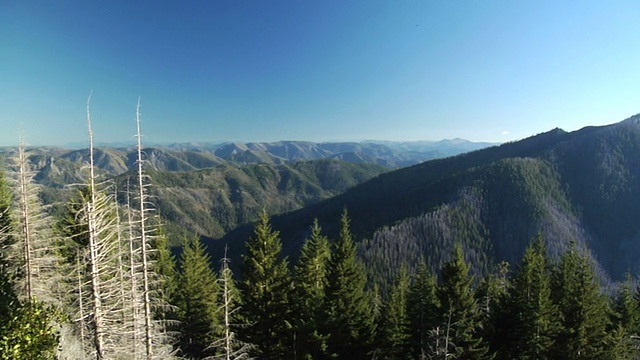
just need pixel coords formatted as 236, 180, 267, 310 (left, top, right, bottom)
2, 139, 492, 187
217, 115, 640, 286
0, 139, 490, 239
135, 160, 387, 239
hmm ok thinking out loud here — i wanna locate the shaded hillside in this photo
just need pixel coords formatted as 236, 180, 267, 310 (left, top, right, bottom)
218, 115, 640, 286
116, 159, 387, 240
0, 139, 491, 242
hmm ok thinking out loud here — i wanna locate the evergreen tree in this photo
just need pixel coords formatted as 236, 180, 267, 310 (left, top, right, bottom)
324, 210, 376, 359
602, 273, 639, 359
378, 266, 411, 360
292, 219, 331, 359
238, 210, 293, 359
436, 245, 492, 359
613, 274, 640, 336
493, 236, 558, 360
475, 261, 509, 356
175, 233, 220, 359
153, 226, 179, 321
551, 243, 610, 359
407, 260, 440, 359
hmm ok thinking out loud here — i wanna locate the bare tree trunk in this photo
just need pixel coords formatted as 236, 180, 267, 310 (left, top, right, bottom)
87, 96, 105, 360
16, 140, 33, 299
77, 249, 87, 360
135, 98, 155, 360
126, 181, 141, 359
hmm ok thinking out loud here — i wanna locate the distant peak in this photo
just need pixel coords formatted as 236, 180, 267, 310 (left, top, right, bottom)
622, 113, 640, 125
547, 127, 567, 135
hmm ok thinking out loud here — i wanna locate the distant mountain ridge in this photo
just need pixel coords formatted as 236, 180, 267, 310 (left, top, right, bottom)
0, 138, 495, 250
4, 139, 495, 177
215, 115, 640, 287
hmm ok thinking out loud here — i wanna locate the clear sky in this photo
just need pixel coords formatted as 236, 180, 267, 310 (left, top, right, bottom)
1, 1, 639, 147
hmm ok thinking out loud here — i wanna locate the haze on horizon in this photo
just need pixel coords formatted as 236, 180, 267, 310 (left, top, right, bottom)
2, 1, 639, 147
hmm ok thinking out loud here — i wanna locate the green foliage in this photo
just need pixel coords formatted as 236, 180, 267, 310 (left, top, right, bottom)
407, 260, 440, 358
292, 219, 331, 359
175, 233, 220, 359
613, 274, 640, 336
323, 211, 376, 359
475, 261, 509, 357
54, 187, 91, 265
551, 243, 611, 359
145, 160, 386, 242
153, 226, 179, 315
238, 211, 293, 359
493, 235, 559, 360
436, 245, 492, 359
378, 266, 411, 360
0, 298, 60, 360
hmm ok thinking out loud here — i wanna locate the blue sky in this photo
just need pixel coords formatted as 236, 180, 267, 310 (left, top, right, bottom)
1, 1, 639, 147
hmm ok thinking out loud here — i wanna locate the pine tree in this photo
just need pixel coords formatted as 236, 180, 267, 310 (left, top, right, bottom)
175, 233, 220, 359
608, 275, 639, 360
551, 243, 610, 360
238, 210, 293, 359
407, 260, 440, 359
436, 245, 492, 359
323, 210, 375, 359
292, 219, 331, 359
475, 261, 509, 358
613, 274, 640, 336
494, 235, 558, 360
152, 225, 179, 329
378, 266, 412, 360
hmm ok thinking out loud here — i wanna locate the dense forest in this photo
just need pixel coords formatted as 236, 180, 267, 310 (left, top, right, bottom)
3, 164, 640, 359
217, 115, 640, 290
3, 113, 640, 359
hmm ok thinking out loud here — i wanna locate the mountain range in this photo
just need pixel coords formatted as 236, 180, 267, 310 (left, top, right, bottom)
0, 139, 492, 242
6, 119, 640, 289
214, 115, 640, 287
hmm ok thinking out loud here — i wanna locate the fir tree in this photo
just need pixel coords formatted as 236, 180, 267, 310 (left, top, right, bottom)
475, 260, 509, 357
613, 273, 640, 337
238, 210, 293, 359
324, 210, 375, 359
378, 266, 412, 360
153, 226, 179, 321
494, 235, 558, 360
407, 260, 440, 359
604, 275, 638, 360
175, 233, 220, 359
436, 245, 492, 359
551, 243, 610, 360
292, 219, 331, 359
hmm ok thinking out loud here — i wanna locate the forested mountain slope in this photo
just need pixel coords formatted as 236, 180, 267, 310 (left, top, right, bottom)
135, 160, 387, 239
0, 139, 489, 240
219, 115, 640, 286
